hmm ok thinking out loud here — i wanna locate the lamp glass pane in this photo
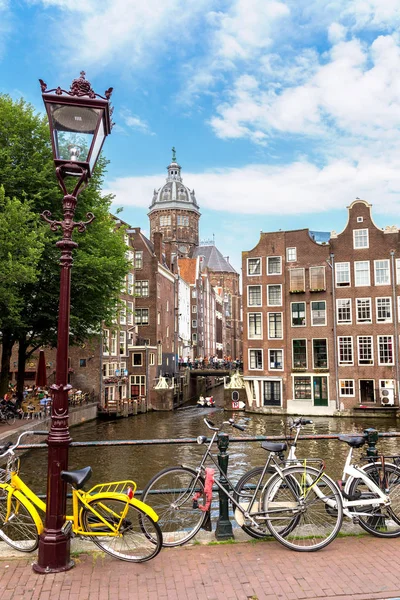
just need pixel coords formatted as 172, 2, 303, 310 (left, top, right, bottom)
89, 117, 105, 172
49, 103, 102, 163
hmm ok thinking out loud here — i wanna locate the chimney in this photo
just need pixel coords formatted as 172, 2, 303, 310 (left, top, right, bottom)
154, 231, 163, 263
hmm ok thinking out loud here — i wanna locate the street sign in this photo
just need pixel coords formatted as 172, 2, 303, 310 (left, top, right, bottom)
115, 369, 120, 377
232, 400, 246, 410
124, 369, 128, 376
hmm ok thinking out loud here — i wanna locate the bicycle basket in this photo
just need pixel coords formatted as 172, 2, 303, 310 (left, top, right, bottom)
87, 480, 137, 497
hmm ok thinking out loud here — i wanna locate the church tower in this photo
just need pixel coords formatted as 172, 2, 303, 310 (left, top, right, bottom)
148, 148, 200, 258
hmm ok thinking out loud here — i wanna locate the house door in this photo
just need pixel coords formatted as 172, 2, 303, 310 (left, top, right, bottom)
313, 377, 328, 406
360, 380, 375, 403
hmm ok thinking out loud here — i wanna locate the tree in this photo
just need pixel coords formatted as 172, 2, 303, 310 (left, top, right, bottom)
0, 94, 130, 397
0, 187, 45, 392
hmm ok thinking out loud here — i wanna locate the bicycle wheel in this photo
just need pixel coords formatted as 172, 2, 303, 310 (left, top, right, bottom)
81, 497, 162, 562
0, 489, 39, 552
233, 467, 274, 538
141, 467, 207, 547
347, 462, 400, 538
5, 412, 16, 426
263, 465, 343, 551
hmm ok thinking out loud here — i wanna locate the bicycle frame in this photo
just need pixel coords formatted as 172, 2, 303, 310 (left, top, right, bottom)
0, 461, 158, 540
180, 423, 324, 532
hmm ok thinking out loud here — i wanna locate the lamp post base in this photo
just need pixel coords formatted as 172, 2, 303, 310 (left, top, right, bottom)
33, 532, 74, 574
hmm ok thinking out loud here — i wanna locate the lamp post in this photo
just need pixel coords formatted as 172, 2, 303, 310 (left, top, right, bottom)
33, 72, 113, 574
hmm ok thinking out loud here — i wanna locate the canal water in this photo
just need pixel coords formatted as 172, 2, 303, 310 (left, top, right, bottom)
19, 386, 400, 496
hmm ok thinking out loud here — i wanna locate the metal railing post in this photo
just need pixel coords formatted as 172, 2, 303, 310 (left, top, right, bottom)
215, 432, 234, 540
364, 428, 379, 457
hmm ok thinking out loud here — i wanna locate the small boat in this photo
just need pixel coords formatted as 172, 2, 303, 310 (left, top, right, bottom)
197, 395, 216, 408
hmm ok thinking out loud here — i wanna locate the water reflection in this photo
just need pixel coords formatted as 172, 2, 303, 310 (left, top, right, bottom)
19, 386, 400, 495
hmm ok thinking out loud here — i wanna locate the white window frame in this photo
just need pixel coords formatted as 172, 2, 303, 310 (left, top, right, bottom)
247, 285, 262, 307
119, 330, 127, 356
287, 247, 297, 262
268, 349, 284, 371
376, 297, 392, 323
357, 336, 374, 366
248, 312, 263, 340
374, 259, 390, 286
127, 273, 134, 296
292, 339, 307, 369
291, 301, 306, 327
336, 298, 352, 324
110, 330, 117, 356
338, 336, 353, 366
339, 379, 355, 397
192, 320, 197, 328
134, 251, 143, 269
127, 301, 134, 326
267, 256, 282, 275
335, 262, 351, 287
149, 353, 155, 366
378, 335, 394, 366
248, 349, 263, 370
119, 300, 126, 325
267, 284, 282, 307
312, 338, 328, 369
311, 300, 327, 326
396, 259, 400, 285
136, 308, 149, 326
353, 229, 369, 249
267, 312, 283, 340
354, 261, 370, 287
102, 329, 110, 356
247, 257, 261, 276
356, 298, 372, 324
292, 375, 312, 401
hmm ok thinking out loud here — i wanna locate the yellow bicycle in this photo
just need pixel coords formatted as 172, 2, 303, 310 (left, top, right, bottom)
0, 431, 162, 562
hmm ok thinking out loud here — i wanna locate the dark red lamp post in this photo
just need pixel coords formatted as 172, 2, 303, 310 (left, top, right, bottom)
33, 72, 113, 574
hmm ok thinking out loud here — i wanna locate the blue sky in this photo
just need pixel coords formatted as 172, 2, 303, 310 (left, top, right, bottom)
2, 1, 400, 273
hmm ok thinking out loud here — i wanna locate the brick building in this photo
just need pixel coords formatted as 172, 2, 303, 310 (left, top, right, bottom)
242, 199, 400, 415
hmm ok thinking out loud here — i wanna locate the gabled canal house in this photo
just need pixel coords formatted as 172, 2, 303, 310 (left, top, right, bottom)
242, 199, 400, 416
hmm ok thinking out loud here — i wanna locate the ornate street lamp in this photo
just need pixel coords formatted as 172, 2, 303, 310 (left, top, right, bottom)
33, 72, 113, 574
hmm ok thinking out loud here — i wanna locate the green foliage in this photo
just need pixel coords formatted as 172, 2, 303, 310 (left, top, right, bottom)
0, 187, 45, 329
0, 93, 130, 354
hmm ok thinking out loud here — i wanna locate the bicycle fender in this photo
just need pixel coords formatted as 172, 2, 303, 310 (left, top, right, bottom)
86, 492, 159, 522
0, 486, 43, 534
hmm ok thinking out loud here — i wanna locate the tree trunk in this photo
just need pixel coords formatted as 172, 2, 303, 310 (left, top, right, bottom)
16, 335, 28, 405
0, 331, 14, 397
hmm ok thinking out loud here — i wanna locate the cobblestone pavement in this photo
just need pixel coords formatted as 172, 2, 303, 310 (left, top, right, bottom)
1, 536, 400, 600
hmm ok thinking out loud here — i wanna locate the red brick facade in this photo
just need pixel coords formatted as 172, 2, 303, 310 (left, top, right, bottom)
242, 200, 399, 415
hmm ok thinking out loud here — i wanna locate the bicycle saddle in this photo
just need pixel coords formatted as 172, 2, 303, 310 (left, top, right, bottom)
61, 466, 92, 489
337, 435, 366, 448
261, 441, 287, 453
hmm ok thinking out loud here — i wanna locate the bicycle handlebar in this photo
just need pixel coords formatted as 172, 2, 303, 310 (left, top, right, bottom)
203, 417, 246, 432
0, 430, 47, 457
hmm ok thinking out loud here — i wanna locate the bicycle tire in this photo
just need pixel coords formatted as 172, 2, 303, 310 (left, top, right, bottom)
347, 462, 400, 538
141, 466, 207, 547
263, 465, 343, 552
0, 488, 39, 552
5, 412, 16, 426
233, 467, 274, 538
81, 497, 162, 562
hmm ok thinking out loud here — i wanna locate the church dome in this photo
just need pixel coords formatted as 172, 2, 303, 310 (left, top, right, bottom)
148, 148, 200, 215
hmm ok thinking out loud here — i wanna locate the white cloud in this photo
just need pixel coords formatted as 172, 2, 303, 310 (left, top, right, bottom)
105, 155, 400, 217
30, 0, 213, 71
120, 109, 155, 136
210, 33, 400, 146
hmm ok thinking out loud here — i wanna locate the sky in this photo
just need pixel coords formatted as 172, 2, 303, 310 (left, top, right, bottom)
2, 1, 400, 273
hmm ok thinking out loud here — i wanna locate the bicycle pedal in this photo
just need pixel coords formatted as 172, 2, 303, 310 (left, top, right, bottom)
352, 517, 360, 524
